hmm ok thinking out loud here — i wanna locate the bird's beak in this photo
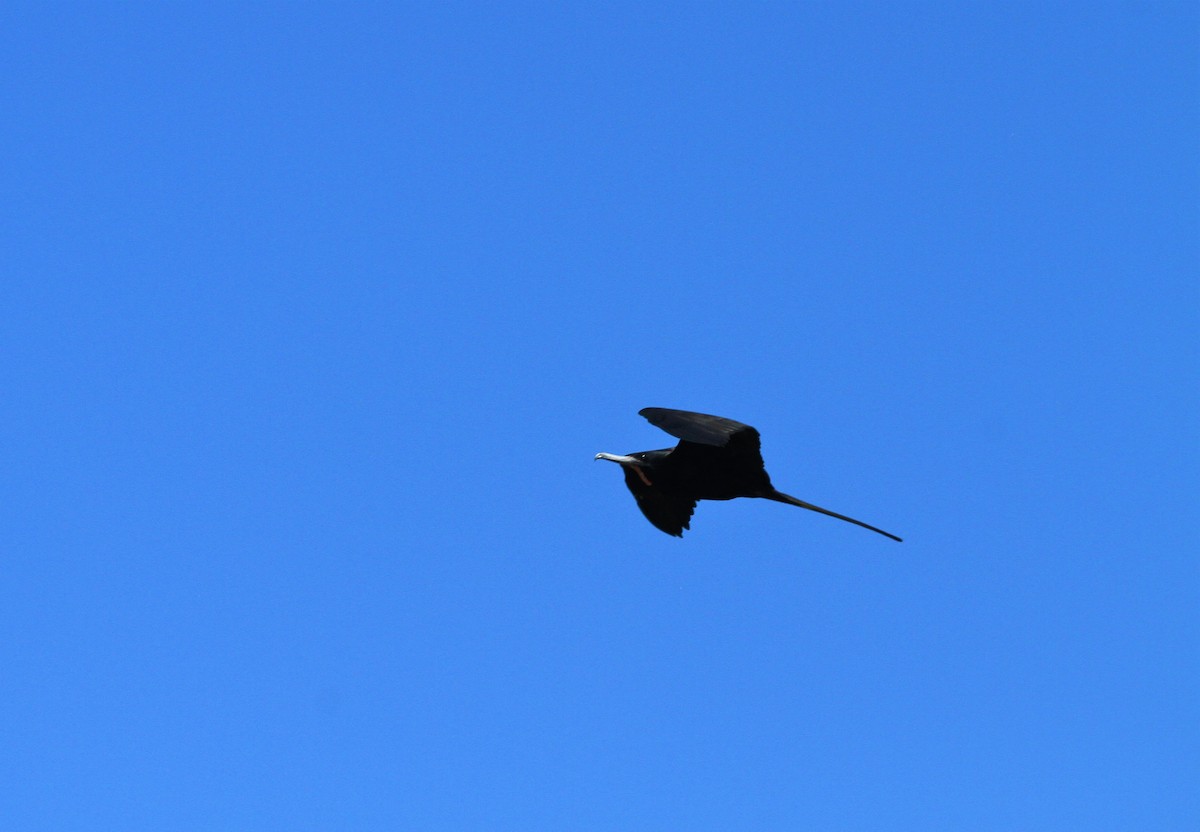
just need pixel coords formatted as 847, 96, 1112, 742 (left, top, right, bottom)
595, 452, 638, 464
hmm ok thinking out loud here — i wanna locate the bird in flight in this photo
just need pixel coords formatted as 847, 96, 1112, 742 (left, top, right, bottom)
595, 407, 902, 541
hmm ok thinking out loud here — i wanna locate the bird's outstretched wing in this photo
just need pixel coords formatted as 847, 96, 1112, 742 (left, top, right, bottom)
639, 408, 758, 448
617, 460, 697, 537
633, 490, 697, 537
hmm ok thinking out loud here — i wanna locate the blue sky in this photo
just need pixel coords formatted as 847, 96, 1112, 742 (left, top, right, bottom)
2, 2, 1196, 829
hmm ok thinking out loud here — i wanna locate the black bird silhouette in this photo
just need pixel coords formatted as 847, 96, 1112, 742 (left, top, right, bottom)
595, 407, 902, 541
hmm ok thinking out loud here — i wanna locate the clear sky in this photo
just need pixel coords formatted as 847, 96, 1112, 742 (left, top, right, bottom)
2, 3, 1196, 829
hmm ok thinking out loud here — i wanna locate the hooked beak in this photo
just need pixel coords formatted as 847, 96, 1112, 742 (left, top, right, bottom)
595, 452, 639, 464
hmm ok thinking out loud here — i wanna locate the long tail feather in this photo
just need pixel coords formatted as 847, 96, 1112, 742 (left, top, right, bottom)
766, 490, 902, 542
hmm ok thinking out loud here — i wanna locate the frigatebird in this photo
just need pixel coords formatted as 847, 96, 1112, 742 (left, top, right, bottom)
595, 407, 901, 541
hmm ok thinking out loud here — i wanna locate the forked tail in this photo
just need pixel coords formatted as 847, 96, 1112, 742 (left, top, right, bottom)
766, 490, 902, 542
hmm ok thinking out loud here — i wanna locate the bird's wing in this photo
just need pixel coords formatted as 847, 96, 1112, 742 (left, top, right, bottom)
639, 408, 759, 448
618, 461, 698, 537
633, 490, 697, 537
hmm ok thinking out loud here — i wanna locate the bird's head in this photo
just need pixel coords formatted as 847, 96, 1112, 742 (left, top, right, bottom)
595, 449, 676, 489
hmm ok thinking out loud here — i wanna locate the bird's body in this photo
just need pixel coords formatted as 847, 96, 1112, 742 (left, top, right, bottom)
596, 408, 901, 541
